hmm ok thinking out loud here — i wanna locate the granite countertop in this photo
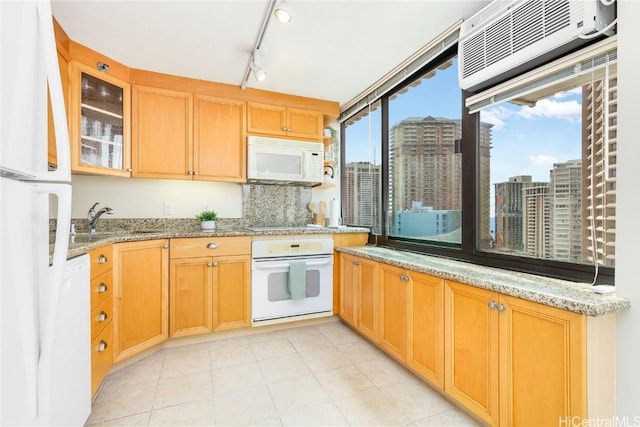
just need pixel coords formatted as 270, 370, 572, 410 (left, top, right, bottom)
336, 245, 630, 317
56, 226, 370, 259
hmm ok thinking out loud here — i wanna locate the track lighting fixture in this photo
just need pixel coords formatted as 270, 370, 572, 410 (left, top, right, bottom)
250, 49, 266, 81
274, 1, 292, 23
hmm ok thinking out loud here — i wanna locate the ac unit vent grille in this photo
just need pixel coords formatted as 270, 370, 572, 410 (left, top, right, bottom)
462, 32, 486, 78
486, 15, 513, 66
512, 0, 544, 53
544, 0, 571, 35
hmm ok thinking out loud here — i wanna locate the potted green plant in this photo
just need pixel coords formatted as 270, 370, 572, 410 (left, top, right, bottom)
195, 210, 218, 230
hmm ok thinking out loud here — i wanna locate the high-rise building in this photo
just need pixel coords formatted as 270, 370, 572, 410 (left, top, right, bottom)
550, 160, 582, 263
343, 161, 381, 231
388, 116, 492, 245
523, 183, 551, 258
582, 77, 617, 267
494, 175, 546, 252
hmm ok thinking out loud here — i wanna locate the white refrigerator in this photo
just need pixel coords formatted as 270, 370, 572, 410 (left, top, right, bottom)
1, 1, 91, 425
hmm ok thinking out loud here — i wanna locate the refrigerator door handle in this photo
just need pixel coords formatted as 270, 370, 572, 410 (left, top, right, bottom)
34, 182, 71, 418
35, 0, 70, 183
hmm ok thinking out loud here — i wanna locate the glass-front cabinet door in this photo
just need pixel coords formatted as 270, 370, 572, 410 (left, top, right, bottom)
69, 61, 130, 176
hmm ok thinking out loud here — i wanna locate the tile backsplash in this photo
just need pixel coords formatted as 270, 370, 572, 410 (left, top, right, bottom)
242, 184, 312, 227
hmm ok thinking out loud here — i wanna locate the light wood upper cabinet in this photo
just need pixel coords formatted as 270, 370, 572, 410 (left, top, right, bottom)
379, 263, 409, 362
112, 239, 169, 363
247, 102, 323, 140
498, 294, 586, 426
132, 88, 247, 182
47, 50, 69, 169
194, 95, 246, 182
68, 61, 131, 176
407, 272, 444, 389
132, 86, 193, 179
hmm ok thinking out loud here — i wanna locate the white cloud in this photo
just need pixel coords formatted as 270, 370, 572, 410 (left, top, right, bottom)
480, 105, 513, 130
518, 99, 581, 122
551, 87, 582, 99
529, 154, 557, 166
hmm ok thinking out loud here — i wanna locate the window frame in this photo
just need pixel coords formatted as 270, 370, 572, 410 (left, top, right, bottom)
340, 45, 615, 285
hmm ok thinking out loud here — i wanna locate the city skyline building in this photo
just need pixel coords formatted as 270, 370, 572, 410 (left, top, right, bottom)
550, 159, 583, 263
388, 116, 492, 244
342, 161, 381, 232
523, 183, 551, 259
494, 175, 547, 252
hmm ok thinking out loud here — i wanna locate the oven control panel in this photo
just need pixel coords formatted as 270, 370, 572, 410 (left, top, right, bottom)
252, 237, 334, 258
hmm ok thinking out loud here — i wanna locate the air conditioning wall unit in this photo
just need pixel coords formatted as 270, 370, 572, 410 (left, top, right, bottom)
458, 0, 616, 92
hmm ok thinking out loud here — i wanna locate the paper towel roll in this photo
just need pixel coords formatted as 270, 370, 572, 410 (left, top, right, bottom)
329, 198, 340, 227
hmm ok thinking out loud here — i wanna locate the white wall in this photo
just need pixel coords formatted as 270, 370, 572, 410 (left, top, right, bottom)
615, 0, 640, 418
71, 175, 243, 218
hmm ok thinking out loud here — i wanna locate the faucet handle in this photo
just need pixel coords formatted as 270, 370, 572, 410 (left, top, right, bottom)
89, 202, 99, 212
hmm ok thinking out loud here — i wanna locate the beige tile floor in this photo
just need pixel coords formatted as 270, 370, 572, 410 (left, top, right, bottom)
86, 319, 481, 427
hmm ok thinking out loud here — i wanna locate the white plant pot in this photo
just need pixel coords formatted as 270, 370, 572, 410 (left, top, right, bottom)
200, 220, 216, 230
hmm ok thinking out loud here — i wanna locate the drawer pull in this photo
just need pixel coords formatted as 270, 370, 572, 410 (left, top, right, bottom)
98, 340, 108, 352
98, 283, 108, 293
207, 262, 219, 267
97, 311, 108, 322
207, 243, 218, 249
98, 254, 108, 264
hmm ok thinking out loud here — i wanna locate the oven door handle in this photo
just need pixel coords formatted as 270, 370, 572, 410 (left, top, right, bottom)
253, 259, 333, 270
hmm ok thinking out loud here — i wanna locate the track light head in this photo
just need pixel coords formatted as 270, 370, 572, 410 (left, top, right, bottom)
274, 1, 292, 23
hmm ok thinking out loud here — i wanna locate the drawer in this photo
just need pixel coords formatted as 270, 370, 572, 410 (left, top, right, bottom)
90, 245, 113, 278
91, 296, 113, 341
91, 322, 112, 397
170, 236, 251, 258
90, 269, 113, 310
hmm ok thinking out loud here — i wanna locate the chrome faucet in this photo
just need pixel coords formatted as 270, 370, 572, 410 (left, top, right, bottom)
87, 202, 114, 233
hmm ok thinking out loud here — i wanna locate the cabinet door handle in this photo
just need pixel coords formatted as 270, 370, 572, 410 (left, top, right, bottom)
488, 301, 496, 309
187, 170, 193, 175
207, 262, 213, 267
193, 171, 198, 176
163, 244, 169, 249
98, 254, 108, 264
98, 283, 108, 293
496, 303, 506, 312
98, 340, 108, 352
207, 243, 218, 249
97, 311, 108, 322
126, 168, 132, 172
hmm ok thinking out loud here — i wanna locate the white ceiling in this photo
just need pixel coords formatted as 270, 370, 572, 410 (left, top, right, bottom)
51, 0, 489, 108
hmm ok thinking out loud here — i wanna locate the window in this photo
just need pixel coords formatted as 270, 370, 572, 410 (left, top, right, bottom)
387, 58, 463, 244
340, 35, 615, 284
343, 101, 382, 234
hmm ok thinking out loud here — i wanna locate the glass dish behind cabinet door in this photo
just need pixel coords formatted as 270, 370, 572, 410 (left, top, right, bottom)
69, 62, 130, 176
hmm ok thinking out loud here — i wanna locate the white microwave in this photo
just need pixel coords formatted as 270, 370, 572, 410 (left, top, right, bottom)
247, 136, 324, 185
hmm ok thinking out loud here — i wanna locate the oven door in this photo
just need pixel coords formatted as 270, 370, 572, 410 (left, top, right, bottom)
251, 254, 333, 322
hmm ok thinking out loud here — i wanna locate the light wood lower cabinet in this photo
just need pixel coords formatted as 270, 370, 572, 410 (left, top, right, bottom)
407, 272, 444, 388
339, 255, 587, 426
89, 246, 113, 397
444, 280, 587, 426
112, 239, 169, 363
339, 252, 379, 340
169, 237, 251, 337
498, 293, 586, 426
444, 281, 500, 425
379, 263, 409, 362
